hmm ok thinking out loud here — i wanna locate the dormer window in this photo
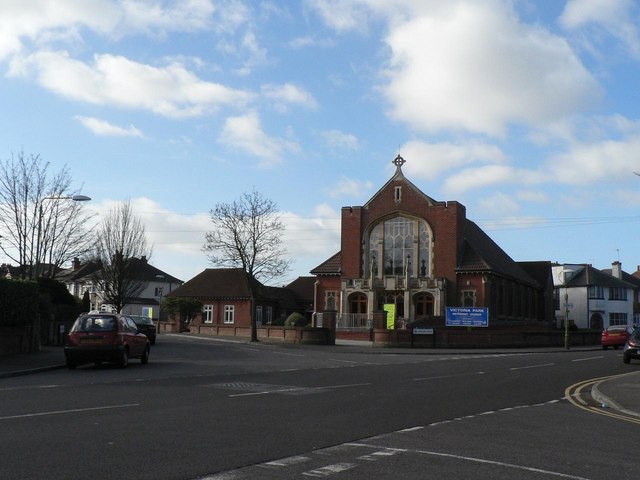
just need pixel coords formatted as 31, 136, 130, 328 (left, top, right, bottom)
394, 186, 402, 202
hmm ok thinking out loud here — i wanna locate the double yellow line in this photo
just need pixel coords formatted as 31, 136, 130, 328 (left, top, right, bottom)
565, 375, 640, 425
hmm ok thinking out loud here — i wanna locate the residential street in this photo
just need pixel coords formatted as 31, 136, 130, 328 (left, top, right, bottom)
1, 335, 638, 480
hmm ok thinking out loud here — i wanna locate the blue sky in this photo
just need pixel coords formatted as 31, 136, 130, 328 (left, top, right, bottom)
1, 0, 640, 285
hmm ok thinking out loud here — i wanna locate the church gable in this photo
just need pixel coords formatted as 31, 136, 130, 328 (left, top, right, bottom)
363, 155, 437, 212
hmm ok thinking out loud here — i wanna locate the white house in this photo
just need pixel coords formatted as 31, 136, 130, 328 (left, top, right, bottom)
552, 262, 635, 330
58, 257, 182, 321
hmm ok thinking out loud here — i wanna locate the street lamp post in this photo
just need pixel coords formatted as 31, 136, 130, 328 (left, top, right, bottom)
564, 288, 570, 350
155, 274, 165, 334
36, 194, 91, 278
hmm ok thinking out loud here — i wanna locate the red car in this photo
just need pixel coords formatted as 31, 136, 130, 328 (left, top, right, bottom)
64, 313, 150, 369
601, 325, 630, 350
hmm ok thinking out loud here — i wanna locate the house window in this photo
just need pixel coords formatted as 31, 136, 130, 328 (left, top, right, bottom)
155, 287, 163, 297
588, 286, 604, 299
203, 304, 213, 324
609, 312, 628, 326
266, 306, 273, 324
461, 290, 476, 307
325, 291, 337, 310
609, 287, 627, 301
224, 305, 234, 324
256, 306, 263, 326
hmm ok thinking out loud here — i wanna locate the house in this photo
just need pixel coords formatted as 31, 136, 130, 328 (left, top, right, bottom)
56, 256, 182, 321
605, 262, 640, 324
165, 268, 313, 332
311, 155, 553, 331
552, 262, 635, 330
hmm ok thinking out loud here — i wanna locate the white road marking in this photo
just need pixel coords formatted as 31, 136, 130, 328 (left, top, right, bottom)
303, 462, 357, 477
261, 455, 311, 467
413, 371, 485, 381
347, 443, 590, 480
0, 403, 139, 421
572, 356, 603, 362
510, 363, 555, 371
229, 382, 371, 398
0, 384, 61, 392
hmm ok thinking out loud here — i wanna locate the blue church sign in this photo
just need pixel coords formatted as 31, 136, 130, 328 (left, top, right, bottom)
446, 307, 489, 327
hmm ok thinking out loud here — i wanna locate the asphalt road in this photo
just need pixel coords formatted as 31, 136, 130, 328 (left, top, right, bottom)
1, 335, 637, 480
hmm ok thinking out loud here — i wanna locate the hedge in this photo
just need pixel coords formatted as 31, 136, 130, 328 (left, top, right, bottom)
0, 279, 39, 326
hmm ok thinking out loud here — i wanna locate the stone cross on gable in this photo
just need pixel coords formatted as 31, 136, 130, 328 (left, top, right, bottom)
393, 154, 406, 168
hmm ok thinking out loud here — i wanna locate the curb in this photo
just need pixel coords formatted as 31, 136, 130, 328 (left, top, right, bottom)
591, 373, 640, 419
0, 364, 66, 379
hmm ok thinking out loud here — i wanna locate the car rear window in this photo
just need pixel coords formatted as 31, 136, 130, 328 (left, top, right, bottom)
132, 317, 154, 325
71, 316, 118, 332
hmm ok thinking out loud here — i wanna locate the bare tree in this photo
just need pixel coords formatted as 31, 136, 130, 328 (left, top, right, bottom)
94, 201, 151, 313
0, 151, 93, 279
203, 189, 291, 341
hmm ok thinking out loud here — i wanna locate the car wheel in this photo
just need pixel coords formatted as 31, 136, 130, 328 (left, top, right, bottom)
118, 349, 129, 369
141, 346, 149, 365
623, 354, 631, 364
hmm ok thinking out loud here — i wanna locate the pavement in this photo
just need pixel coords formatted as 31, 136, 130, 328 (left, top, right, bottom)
1, 339, 638, 419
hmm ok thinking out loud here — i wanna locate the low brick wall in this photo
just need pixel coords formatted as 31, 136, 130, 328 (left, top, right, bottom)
184, 323, 333, 345
371, 328, 600, 348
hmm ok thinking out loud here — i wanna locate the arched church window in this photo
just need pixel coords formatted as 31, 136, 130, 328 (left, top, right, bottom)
368, 216, 431, 278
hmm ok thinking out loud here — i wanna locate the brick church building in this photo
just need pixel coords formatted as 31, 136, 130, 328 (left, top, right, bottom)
311, 155, 554, 332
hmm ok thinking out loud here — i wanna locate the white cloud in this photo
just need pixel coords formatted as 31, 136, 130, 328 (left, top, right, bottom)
476, 192, 520, 217
88, 196, 210, 282
281, 203, 340, 257
262, 83, 318, 110
304, 0, 373, 32
321, 130, 360, 150
9, 51, 253, 118
326, 176, 373, 198
288, 35, 335, 49
0, 0, 217, 61
516, 190, 549, 204
560, 0, 640, 58
548, 135, 640, 184
218, 110, 300, 167
75, 115, 143, 137
442, 165, 546, 194
380, 1, 599, 136
400, 139, 507, 179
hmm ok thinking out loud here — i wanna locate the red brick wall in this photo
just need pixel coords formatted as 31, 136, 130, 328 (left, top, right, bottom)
341, 207, 362, 278
315, 276, 341, 311
186, 298, 253, 329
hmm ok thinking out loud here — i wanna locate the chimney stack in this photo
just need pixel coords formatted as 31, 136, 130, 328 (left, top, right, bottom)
612, 261, 622, 279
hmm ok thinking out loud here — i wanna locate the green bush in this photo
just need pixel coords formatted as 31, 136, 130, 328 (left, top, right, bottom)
284, 312, 307, 327
0, 279, 39, 326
